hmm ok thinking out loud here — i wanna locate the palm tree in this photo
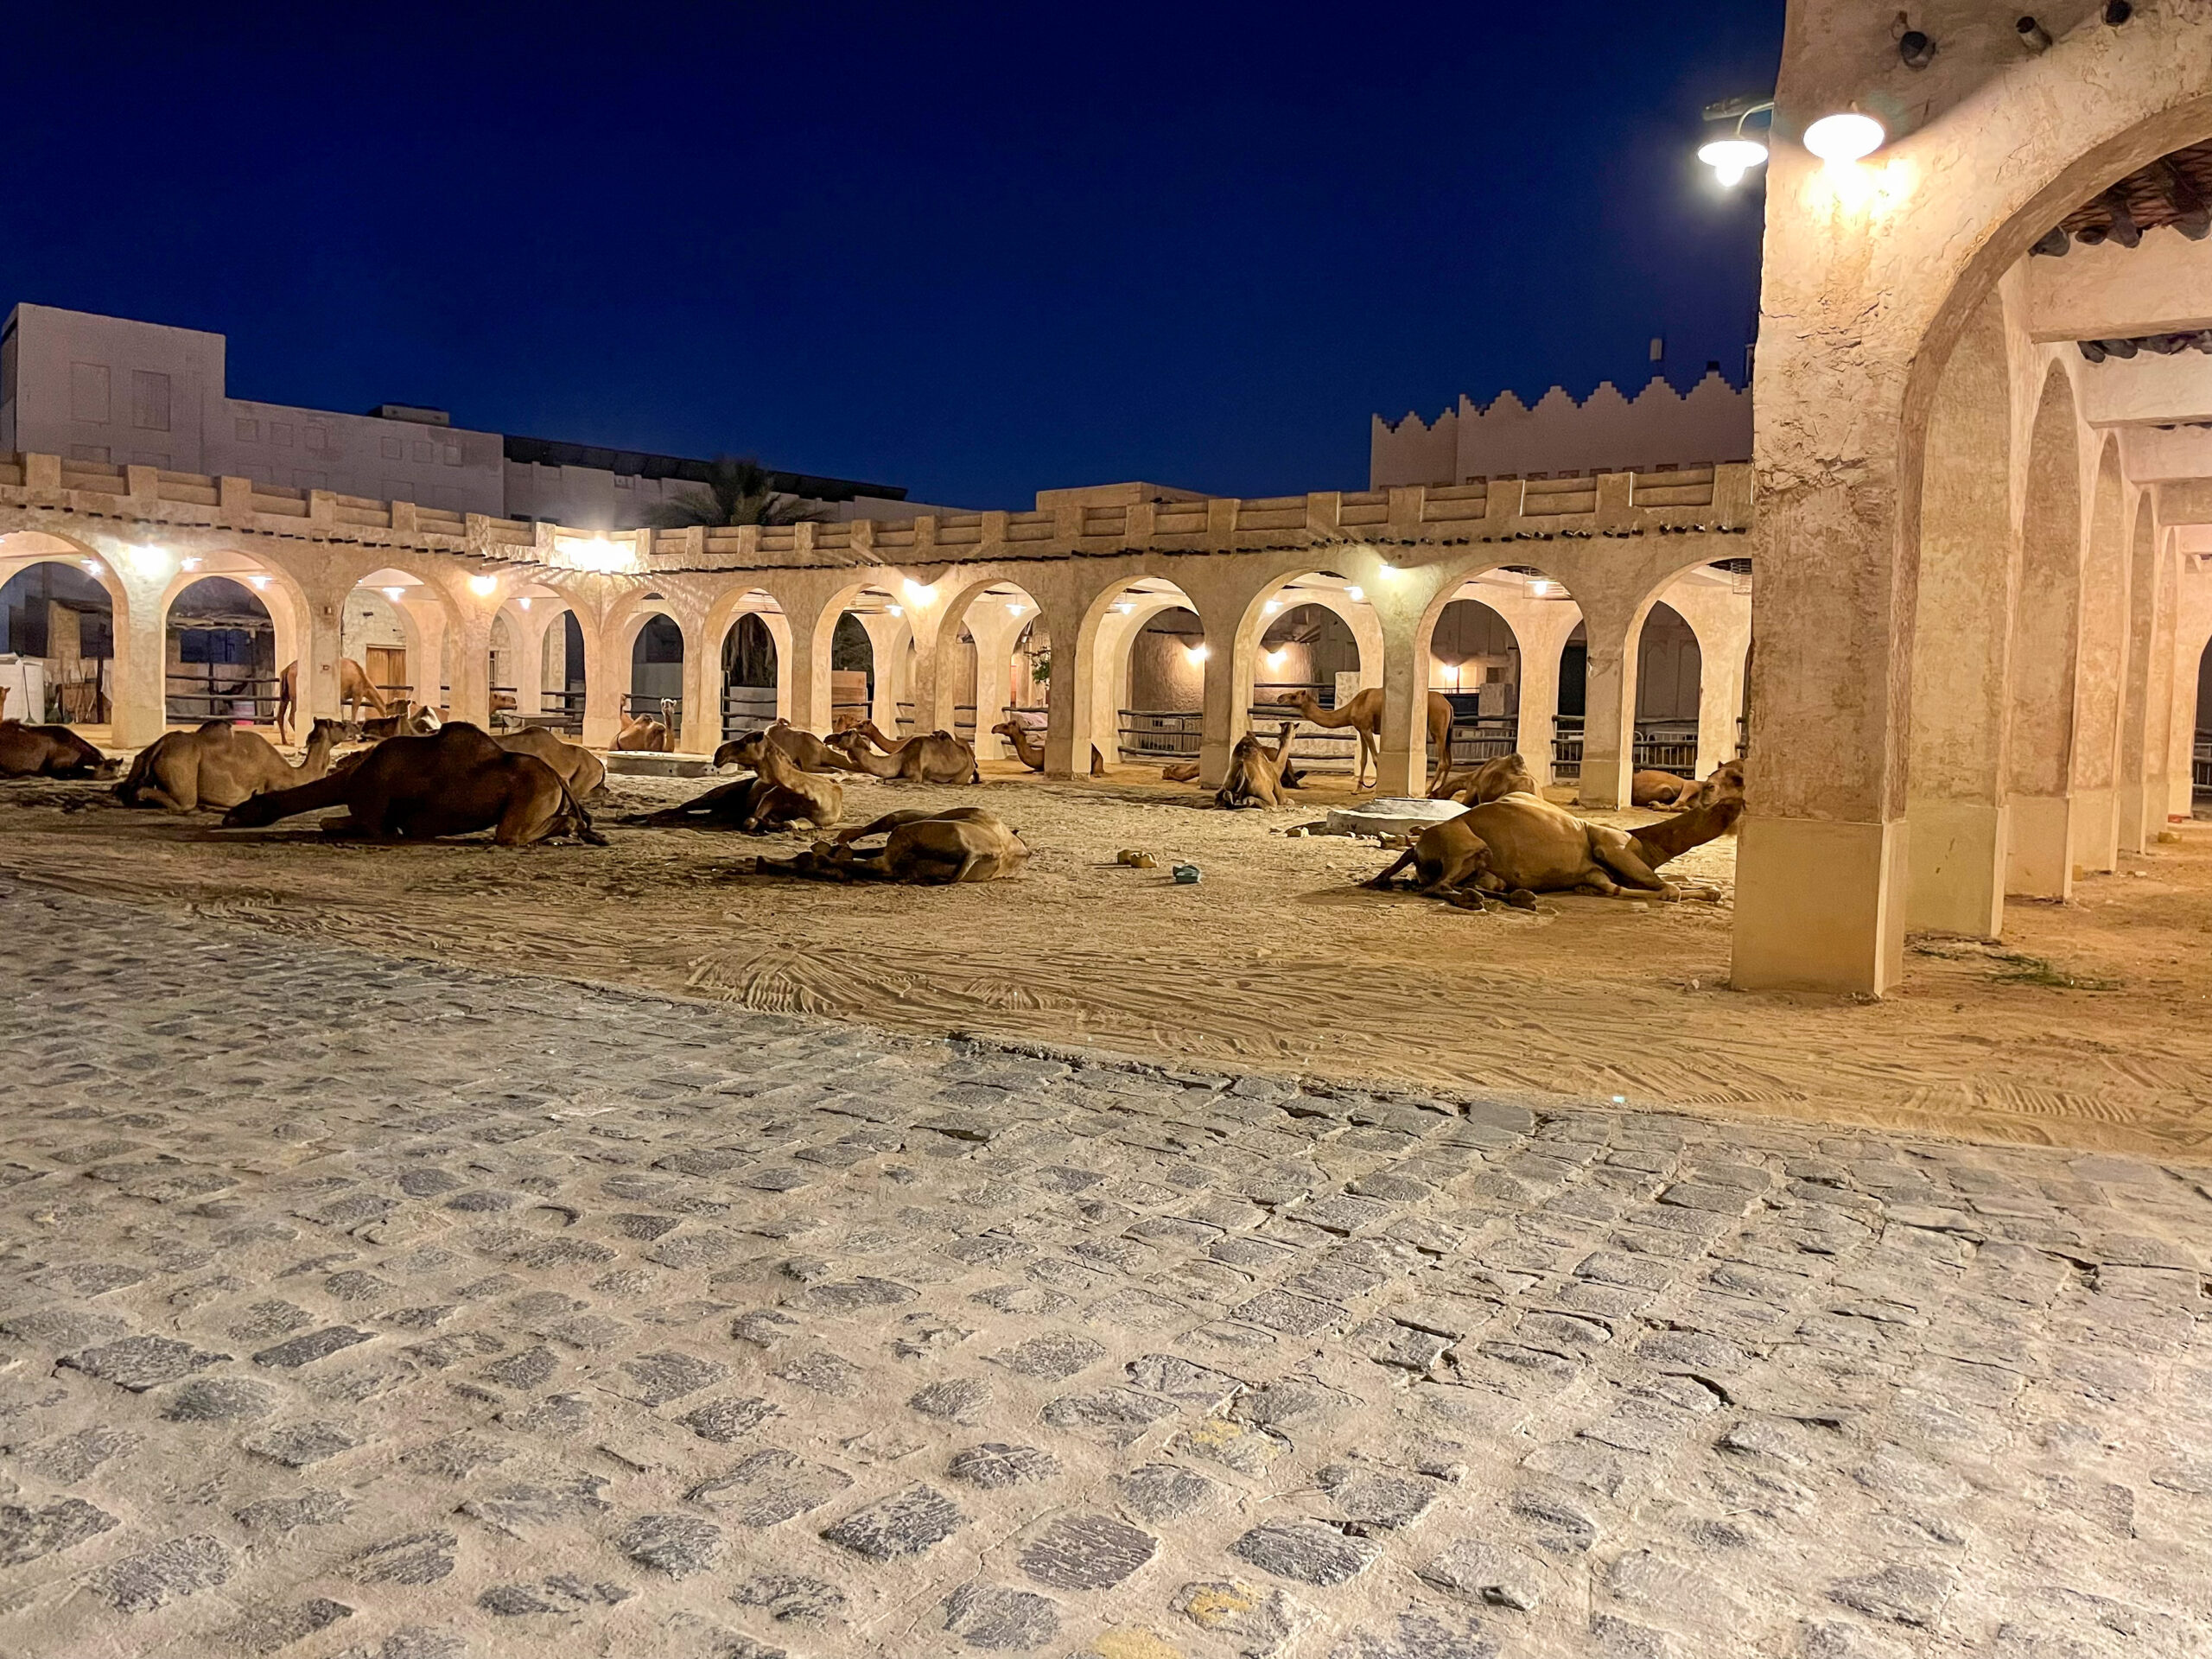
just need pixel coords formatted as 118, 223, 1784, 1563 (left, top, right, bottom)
645, 456, 825, 529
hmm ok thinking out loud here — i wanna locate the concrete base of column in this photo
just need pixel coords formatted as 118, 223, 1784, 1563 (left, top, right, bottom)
1372, 744, 1421, 798
1904, 799, 2006, 939
2005, 792, 2074, 900
1732, 816, 1905, 995
1198, 734, 1233, 790
2119, 780, 2148, 855
2068, 786, 2119, 874
1579, 749, 1626, 810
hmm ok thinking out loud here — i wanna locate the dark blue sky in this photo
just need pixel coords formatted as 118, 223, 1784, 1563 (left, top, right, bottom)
8, 3, 1783, 507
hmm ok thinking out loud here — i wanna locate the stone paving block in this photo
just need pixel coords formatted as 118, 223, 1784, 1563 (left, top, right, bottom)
0, 1497, 118, 1567
820, 1482, 969, 1560
690, 1448, 855, 1525
90, 1534, 234, 1612
1231, 1522, 1383, 1586
1016, 1512, 1158, 1589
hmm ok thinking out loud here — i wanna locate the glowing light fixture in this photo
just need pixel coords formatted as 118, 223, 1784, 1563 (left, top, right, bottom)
518, 595, 532, 611
249, 575, 272, 590
120, 543, 173, 580
1006, 601, 1026, 616
181, 556, 203, 572
1698, 136, 1769, 187
1804, 111, 1885, 163
1114, 601, 1135, 615
467, 573, 498, 597
1344, 585, 1365, 603
1529, 576, 1559, 598
1378, 562, 1398, 578
902, 577, 930, 604
1264, 648, 1288, 671
887, 603, 903, 617
382, 586, 407, 603
1185, 644, 1211, 666
570, 537, 635, 574
82, 558, 103, 575
1262, 599, 1281, 615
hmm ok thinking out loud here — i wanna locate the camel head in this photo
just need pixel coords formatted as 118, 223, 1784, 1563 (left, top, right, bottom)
1270, 690, 1319, 715
714, 732, 766, 770
1693, 759, 1745, 810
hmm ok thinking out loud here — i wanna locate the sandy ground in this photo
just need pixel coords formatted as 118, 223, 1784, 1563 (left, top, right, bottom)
3, 755, 2209, 1160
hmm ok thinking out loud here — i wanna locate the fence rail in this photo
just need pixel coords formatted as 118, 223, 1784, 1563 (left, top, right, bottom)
165, 668, 278, 724
722, 686, 777, 742
2195, 734, 2211, 794
1119, 709, 1203, 762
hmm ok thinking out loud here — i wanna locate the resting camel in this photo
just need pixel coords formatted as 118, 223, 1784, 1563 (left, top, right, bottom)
828, 727, 980, 785
276, 659, 389, 744
1693, 757, 1745, 810
116, 719, 341, 812
1431, 751, 1537, 805
756, 806, 1027, 884
1216, 721, 1301, 810
1630, 769, 1700, 809
1366, 791, 1745, 903
991, 719, 1108, 778
628, 736, 842, 831
220, 721, 603, 848
1271, 689, 1455, 792
496, 728, 607, 802
357, 702, 441, 741
712, 721, 850, 775
0, 721, 111, 779
615, 700, 678, 752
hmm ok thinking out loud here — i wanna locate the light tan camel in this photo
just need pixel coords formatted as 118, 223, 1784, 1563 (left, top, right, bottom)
1160, 762, 1201, 784
222, 722, 601, 847
991, 719, 1107, 778
713, 721, 850, 774
357, 702, 441, 740
615, 699, 678, 752
1217, 721, 1301, 809
757, 806, 1027, 884
1692, 757, 1745, 810
116, 719, 341, 812
630, 735, 843, 831
0, 721, 111, 779
1630, 769, 1700, 809
276, 659, 388, 744
1431, 751, 1538, 805
1271, 688, 1455, 791
829, 727, 981, 785
1366, 792, 1744, 902
497, 728, 607, 802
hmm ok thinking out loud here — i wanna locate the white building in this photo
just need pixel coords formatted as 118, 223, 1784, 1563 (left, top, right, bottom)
0, 303, 931, 525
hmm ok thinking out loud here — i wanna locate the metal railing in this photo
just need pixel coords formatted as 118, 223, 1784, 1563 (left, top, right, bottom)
1119, 709, 1203, 761
722, 686, 777, 741
165, 667, 278, 724
1633, 720, 1700, 778
623, 693, 682, 722
2195, 733, 2211, 795
1446, 715, 1520, 767
1552, 715, 1584, 781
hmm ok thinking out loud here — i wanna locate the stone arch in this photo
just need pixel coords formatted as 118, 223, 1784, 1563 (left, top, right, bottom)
162, 575, 281, 726
1631, 600, 1703, 778
2005, 361, 2090, 900
1413, 561, 1583, 789
0, 535, 127, 728
938, 578, 1047, 756
1070, 576, 1203, 771
1427, 588, 1530, 777
807, 579, 903, 732
626, 608, 687, 726
715, 600, 790, 741
1220, 570, 1382, 780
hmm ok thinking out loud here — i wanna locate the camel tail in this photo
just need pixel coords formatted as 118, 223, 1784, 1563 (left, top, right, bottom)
220, 771, 353, 829
1629, 797, 1745, 868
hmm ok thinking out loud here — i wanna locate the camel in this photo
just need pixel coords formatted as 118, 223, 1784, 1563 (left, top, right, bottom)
828, 726, 980, 785
1216, 721, 1301, 810
1630, 769, 1700, 810
276, 659, 389, 744
496, 728, 607, 802
220, 721, 603, 848
357, 702, 441, 741
711, 721, 852, 776
1431, 751, 1538, 805
1271, 688, 1455, 792
756, 806, 1027, 884
1693, 757, 1746, 810
1365, 791, 1744, 903
116, 718, 341, 812
629, 734, 843, 832
615, 699, 677, 752
991, 719, 1108, 778
0, 721, 112, 779
1160, 762, 1201, 784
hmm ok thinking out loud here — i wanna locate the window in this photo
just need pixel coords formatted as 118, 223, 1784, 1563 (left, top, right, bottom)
411, 440, 433, 463
304, 423, 329, 453
442, 446, 461, 467
270, 422, 294, 448
379, 435, 402, 460
69, 361, 111, 423
614, 474, 635, 490
235, 417, 260, 442
130, 370, 172, 431
67, 443, 111, 462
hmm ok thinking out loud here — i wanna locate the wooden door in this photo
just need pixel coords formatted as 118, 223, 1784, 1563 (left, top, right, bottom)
365, 646, 408, 702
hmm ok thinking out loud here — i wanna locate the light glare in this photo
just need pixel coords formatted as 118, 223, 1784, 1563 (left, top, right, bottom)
1698, 137, 1769, 186
1804, 112, 1884, 163
468, 573, 498, 597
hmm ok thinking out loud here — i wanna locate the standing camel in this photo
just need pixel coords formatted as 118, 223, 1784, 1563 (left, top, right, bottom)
276, 659, 389, 744
1270, 689, 1455, 792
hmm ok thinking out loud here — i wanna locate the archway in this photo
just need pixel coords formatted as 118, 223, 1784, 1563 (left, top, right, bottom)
941, 582, 1045, 759
629, 612, 684, 728
165, 577, 276, 726
553, 611, 586, 728
1632, 601, 1702, 779
721, 608, 781, 740
346, 571, 429, 715
1429, 593, 1523, 775
0, 556, 117, 726
830, 611, 874, 729
1236, 572, 1381, 781
1073, 580, 1205, 767
1416, 564, 1580, 789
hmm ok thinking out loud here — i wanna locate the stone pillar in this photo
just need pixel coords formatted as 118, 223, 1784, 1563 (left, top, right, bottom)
580, 616, 620, 749
2118, 519, 2165, 855
402, 601, 448, 719
1042, 606, 1083, 778
679, 622, 716, 753
448, 617, 494, 730
2137, 546, 2181, 840
1371, 613, 1426, 798
855, 611, 906, 732
106, 569, 166, 747
301, 590, 346, 728
961, 607, 1025, 757
1197, 622, 1246, 790
2067, 454, 2131, 875
785, 607, 830, 734
1577, 598, 1638, 810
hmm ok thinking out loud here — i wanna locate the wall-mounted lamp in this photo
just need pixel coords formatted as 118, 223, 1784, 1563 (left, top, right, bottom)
1804, 111, 1886, 163
249, 575, 272, 590
181, 556, 202, 573
1185, 644, 1211, 666
122, 544, 173, 581
382, 586, 407, 603
1114, 601, 1135, 615
468, 573, 498, 597
81, 559, 103, 575
1344, 585, 1365, 603
1377, 562, 1398, 578
902, 577, 931, 604
1262, 599, 1281, 615
1263, 648, 1288, 671
518, 595, 532, 611
887, 603, 904, 617
1697, 95, 1773, 187
1006, 601, 1026, 616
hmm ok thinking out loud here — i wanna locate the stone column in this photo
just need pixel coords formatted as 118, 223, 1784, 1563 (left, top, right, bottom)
2117, 519, 2165, 855
402, 601, 448, 720
580, 616, 621, 749
105, 568, 167, 747
1371, 612, 1426, 798
448, 616, 494, 729
1197, 619, 1246, 790
855, 611, 906, 732
961, 607, 1024, 757
785, 606, 830, 734
1576, 597, 1639, 810
301, 589, 347, 729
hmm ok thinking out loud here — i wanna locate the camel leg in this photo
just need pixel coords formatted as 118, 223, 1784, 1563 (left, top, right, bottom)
1589, 839, 1680, 899
1358, 728, 1377, 791
136, 782, 193, 813
1364, 849, 1419, 890
494, 792, 559, 848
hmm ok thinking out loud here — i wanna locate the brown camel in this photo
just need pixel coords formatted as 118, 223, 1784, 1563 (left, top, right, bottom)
1366, 791, 1744, 902
757, 806, 1027, 884
828, 727, 980, 785
615, 699, 677, 752
991, 719, 1107, 778
1217, 721, 1301, 809
1160, 762, 1201, 784
220, 721, 602, 847
497, 728, 607, 802
0, 721, 111, 779
1630, 768, 1700, 809
1431, 751, 1538, 805
1271, 688, 1455, 791
276, 658, 389, 744
1692, 757, 1745, 810
712, 721, 850, 774
629, 736, 843, 831
116, 719, 341, 812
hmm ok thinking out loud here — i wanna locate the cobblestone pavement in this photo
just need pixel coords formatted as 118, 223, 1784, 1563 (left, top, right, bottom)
0, 882, 2209, 1659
